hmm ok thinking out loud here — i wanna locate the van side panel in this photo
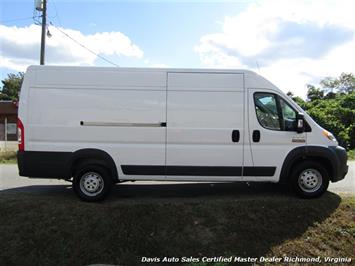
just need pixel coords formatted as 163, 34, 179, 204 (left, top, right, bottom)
165, 72, 245, 180
34, 68, 165, 89
24, 68, 167, 179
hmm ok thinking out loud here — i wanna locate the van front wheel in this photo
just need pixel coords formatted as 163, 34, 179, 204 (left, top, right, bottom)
73, 164, 112, 202
291, 161, 329, 198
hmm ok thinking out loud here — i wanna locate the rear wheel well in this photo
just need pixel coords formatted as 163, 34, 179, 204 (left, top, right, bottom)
69, 149, 119, 183
71, 158, 107, 175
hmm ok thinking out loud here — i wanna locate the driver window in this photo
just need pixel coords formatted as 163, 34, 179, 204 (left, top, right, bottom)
254, 92, 298, 131
254, 93, 281, 130
280, 98, 297, 131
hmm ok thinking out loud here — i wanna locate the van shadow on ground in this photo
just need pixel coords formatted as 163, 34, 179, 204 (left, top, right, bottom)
0, 181, 315, 199
0, 182, 342, 265
112, 181, 294, 200
3, 180, 341, 202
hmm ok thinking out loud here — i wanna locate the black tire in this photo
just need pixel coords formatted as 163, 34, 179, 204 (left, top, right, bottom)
73, 164, 112, 202
290, 161, 329, 198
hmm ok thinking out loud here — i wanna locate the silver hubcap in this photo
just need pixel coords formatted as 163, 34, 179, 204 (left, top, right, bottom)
80, 172, 104, 196
298, 168, 322, 193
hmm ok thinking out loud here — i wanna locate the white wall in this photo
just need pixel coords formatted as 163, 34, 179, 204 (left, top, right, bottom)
0, 141, 18, 151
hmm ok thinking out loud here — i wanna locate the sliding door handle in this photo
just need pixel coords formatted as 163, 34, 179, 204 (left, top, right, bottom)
232, 130, 240, 142
253, 130, 260, 142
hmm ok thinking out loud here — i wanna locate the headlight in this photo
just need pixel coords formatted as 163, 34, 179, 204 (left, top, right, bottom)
323, 130, 337, 141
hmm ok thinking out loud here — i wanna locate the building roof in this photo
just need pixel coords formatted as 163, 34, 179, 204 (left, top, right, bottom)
0, 101, 18, 115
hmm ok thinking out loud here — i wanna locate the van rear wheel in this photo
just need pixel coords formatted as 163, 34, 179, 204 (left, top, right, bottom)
73, 164, 112, 202
291, 161, 329, 198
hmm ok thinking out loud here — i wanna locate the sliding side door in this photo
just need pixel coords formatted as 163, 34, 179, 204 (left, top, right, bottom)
166, 72, 245, 180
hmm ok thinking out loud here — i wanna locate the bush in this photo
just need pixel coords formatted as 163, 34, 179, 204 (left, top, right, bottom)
291, 73, 355, 150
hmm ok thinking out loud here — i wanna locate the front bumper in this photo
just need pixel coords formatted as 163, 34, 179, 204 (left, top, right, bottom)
329, 146, 348, 182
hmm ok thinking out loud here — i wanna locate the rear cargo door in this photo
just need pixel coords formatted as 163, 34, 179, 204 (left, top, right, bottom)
166, 72, 245, 180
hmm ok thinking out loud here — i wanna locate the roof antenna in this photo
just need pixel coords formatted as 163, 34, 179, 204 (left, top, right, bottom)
256, 61, 261, 74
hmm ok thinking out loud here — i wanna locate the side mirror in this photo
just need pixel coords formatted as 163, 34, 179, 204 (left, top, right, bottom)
296, 113, 305, 133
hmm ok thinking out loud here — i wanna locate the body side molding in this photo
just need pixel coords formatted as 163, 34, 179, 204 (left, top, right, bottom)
121, 165, 275, 176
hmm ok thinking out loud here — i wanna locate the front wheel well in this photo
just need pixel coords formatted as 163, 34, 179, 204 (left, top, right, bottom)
289, 160, 330, 198
289, 156, 333, 181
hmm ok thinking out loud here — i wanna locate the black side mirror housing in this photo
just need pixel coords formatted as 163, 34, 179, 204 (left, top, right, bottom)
296, 113, 305, 133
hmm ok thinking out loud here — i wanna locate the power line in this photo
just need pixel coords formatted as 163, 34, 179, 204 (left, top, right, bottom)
0, 16, 40, 24
48, 1, 118, 67
50, 23, 120, 67
51, 0, 63, 27
32, 8, 42, 25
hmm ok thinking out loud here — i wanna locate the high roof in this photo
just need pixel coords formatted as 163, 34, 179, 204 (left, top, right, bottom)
27, 65, 258, 75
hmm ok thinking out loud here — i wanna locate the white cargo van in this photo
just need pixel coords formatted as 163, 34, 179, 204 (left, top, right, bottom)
17, 66, 348, 201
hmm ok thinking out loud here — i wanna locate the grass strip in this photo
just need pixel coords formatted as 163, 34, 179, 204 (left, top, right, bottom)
0, 191, 353, 265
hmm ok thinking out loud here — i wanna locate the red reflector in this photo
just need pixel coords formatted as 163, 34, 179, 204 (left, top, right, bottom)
18, 118, 24, 151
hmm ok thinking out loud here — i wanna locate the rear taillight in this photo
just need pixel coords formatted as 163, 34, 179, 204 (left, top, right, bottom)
18, 118, 24, 151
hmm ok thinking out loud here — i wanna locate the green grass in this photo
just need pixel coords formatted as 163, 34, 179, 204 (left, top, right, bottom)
0, 151, 17, 164
348, 149, 355, 160
0, 190, 353, 266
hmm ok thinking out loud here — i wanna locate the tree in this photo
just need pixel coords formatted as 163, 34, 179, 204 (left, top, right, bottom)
320, 73, 355, 94
292, 96, 307, 109
286, 91, 307, 109
324, 91, 336, 99
301, 73, 355, 150
0, 72, 24, 101
286, 91, 294, 97
306, 85, 324, 101
305, 94, 354, 148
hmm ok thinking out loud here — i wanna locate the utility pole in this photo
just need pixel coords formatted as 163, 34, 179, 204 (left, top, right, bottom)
40, 0, 47, 65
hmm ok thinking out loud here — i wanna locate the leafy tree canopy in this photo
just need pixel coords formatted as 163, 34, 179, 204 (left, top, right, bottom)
320, 73, 355, 94
0, 72, 24, 101
290, 73, 354, 149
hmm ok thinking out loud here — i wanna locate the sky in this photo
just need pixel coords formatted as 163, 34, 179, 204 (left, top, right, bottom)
0, 0, 354, 97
